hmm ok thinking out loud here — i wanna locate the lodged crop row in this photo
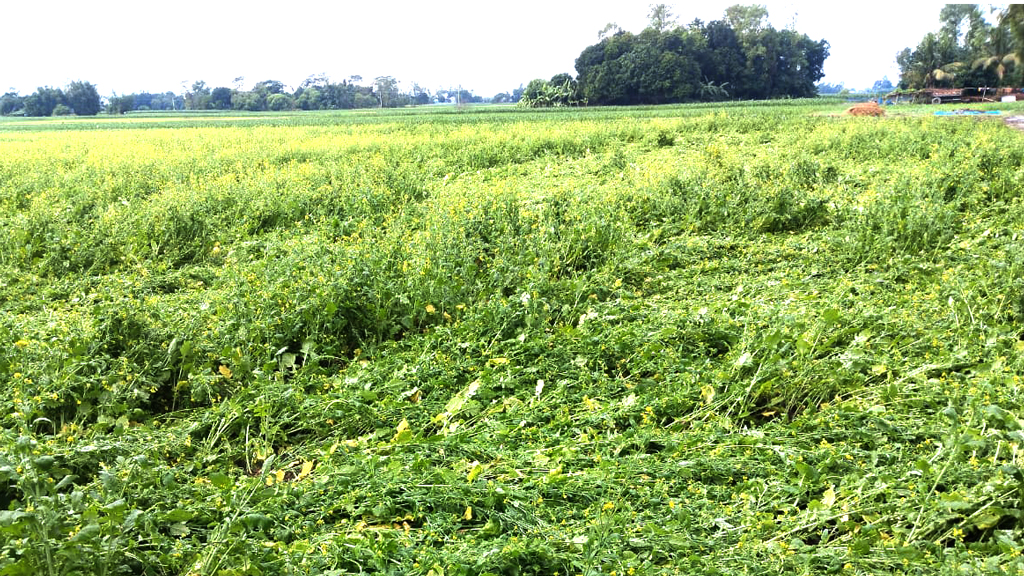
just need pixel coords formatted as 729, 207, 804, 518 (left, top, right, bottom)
2, 102, 1024, 575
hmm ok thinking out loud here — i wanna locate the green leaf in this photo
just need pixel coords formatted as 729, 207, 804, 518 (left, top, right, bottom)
32, 456, 56, 471
210, 472, 233, 489
71, 523, 101, 542
54, 474, 77, 491
851, 537, 873, 555
0, 466, 18, 482
102, 499, 127, 514
433, 380, 482, 432
821, 307, 840, 325
795, 335, 813, 355
939, 492, 972, 510
973, 511, 1004, 529
914, 458, 933, 475
0, 510, 33, 526
163, 509, 194, 523
301, 338, 316, 356
794, 461, 818, 481
241, 513, 273, 531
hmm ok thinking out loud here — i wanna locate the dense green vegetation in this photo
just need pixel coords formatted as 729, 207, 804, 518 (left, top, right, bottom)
2, 100, 1024, 575
517, 5, 829, 108
571, 5, 828, 106
0, 82, 103, 117
898, 4, 1024, 89
1, 77, 442, 117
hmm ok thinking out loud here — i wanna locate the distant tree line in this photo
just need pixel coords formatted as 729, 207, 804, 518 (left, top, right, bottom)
2, 4, 841, 116
519, 4, 829, 107
814, 77, 894, 96
147, 77, 485, 113
897, 4, 1024, 89
107, 92, 183, 114
1, 76, 493, 116
1, 81, 102, 116
815, 82, 846, 95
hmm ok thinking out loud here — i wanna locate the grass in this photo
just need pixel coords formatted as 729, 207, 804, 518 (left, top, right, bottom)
2, 99, 1024, 575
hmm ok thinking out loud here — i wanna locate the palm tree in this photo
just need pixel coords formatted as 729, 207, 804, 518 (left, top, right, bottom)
909, 33, 963, 88
927, 64, 964, 87
1006, 5, 1024, 58
699, 78, 730, 102
971, 24, 1019, 85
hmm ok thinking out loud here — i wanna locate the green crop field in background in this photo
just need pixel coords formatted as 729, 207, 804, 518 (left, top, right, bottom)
3, 100, 1024, 575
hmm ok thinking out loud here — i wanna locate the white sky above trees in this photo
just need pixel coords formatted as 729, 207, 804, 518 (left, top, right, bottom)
3, 1, 972, 98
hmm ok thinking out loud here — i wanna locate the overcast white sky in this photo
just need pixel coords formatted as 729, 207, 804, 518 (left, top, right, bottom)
1, 1, 981, 97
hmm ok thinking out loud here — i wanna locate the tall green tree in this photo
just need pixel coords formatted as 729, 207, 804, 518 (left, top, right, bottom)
231, 91, 262, 111
184, 81, 211, 110
724, 4, 768, 37
23, 87, 65, 116
252, 80, 285, 95
574, 5, 826, 106
522, 78, 550, 101
0, 92, 23, 115
296, 87, 324, 110
64, 81, 101, 115
897, 4, 1023, 89
696, 19, 747, 93
938, 4, 986, 54
107, 93, 135, 114
210, 87, 233, 109
971, 23, 1020, 85
898, 32, 963, 88
648, 3, 677, 33
374, 76, 398, 108
598, 22, 622, 40
266, 93, 293, 111
1008, 5, 1024, 56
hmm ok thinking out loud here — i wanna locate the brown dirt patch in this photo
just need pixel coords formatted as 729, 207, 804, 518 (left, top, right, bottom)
846, 101, 885, 117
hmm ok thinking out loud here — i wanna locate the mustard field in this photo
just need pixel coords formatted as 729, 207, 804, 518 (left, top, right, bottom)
3, 101, 1024, 575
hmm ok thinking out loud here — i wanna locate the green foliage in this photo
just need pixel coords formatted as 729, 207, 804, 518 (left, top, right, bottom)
293, 76, 383, 110
3, 100, 1024, 575
210, 87, 233, 110
1, 92, 25, 115
1010, 5, 1024, 57
575, 7, 828, 105
64, 81, 101, 116
266, 94, 293, 111
23, 87, 65, 117
105, 93, 134, 115
374, 76, 398, 108
109, 91, 180, 112
518, 77, 583, 108
184, 80, 211, 110
231, 91, 263, 112
898, 4, 1024, 89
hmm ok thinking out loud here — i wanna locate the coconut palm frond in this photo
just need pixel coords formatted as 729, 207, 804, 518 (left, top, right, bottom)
972, 56, 997, 70
972, 52, 1019, 81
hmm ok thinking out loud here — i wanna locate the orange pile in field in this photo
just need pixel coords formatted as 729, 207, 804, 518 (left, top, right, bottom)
847, 101, 885, 117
